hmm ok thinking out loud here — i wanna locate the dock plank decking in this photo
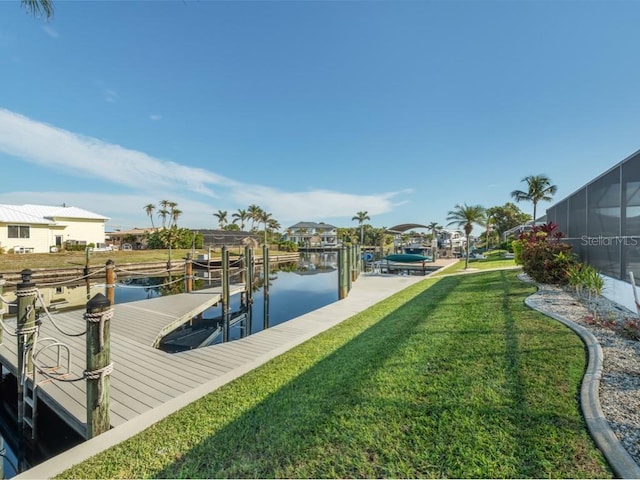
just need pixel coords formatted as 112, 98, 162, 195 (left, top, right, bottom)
0, 272, 432, 445
0, 283, 246, 437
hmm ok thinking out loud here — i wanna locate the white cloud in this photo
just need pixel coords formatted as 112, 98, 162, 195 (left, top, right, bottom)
0, 108, 234, 197
232, 185, 404, 221
42, 25, 59, 38
149, 114, 162, 121
104, 89, 118, 103
0, 108, 408, 229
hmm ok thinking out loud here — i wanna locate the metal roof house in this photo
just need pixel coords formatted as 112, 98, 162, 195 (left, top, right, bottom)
0, 204, 109, 254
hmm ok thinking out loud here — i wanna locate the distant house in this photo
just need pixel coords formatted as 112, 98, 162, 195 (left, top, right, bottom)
193, 229, 260, 248
107, 227, 161, 250
285, 222, 338, 247
0, 204, 109, 254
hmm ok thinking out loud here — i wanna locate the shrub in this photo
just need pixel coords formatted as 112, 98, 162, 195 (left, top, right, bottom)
511, 239, 525, 264
518, 222, 576, 284
277, 240, 298, 252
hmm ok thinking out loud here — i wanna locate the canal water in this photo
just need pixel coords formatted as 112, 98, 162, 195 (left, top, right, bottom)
0, 251, 338, 478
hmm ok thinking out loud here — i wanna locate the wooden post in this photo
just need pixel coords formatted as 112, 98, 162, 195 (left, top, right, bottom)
185, 253, 193, 293
222, 246, 229, 342
350, 245, 357, 283
84, 247, 90, 277
85, 293, 112, 438
105, 260, 115, 306
16, 269, 37, 431
338, 247, 348, 299
246, 246, 254, 305
262, 243, 269, 278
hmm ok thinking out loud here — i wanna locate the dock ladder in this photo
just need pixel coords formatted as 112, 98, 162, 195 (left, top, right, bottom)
20, 338, 71, 440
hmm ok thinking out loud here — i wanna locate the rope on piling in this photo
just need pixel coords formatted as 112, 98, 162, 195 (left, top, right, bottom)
85, 363, 114, 406
84, 308, 114, 350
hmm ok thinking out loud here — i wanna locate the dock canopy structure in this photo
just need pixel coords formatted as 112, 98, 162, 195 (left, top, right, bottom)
385, 223, 430, 234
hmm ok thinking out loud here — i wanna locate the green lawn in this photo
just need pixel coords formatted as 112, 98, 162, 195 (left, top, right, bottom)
433, 257, 518, 276
58, 270, 610, 479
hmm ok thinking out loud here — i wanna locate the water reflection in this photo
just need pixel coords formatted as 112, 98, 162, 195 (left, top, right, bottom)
159, 251, 338, 352
0, 251, 339, 478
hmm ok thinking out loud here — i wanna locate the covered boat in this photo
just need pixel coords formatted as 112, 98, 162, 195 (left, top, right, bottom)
383, 253, 431, 263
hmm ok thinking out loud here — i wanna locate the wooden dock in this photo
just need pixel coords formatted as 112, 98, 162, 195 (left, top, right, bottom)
0, 283, 245, 438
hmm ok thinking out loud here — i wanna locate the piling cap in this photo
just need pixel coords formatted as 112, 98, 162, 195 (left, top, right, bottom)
87, 293, 111, 310
18, 269, 34, 288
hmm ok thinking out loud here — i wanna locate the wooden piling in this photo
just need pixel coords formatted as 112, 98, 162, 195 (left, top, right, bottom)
16, 269, 37, 432
85, 293, 112, 438
222, 247, 230, 342
105, 260, 115, 306
185, 254, 193, 293
245, 246, 254, 305
338, 247, 348, 299
263, 244, 270, 330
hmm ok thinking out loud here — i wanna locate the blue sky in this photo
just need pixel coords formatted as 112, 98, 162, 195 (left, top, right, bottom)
1, 0, 640, 232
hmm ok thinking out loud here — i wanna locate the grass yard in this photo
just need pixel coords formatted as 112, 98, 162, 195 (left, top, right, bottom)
57, 270, 610, 479
433, 257, 518, 276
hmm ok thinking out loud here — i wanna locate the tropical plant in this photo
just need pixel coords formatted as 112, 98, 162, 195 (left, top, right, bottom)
146, 226, 201, 249
259, 211, 273, 245
158, 199, 171, 228
426, 222, 441, 261
352, 211, 370, 245
247, 204, 263, 231
170, 208, 182, 228
232, 209, 249, 231
213, 210, 228, 229
446, 203, 486, 269
486, 203, 531, 239
517, 224, 575, 284
143, 203, 156, 228
21, 0, 54, 19
511, 175, 558, 223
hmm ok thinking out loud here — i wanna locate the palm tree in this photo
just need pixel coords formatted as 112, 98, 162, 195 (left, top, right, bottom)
259, 211, 273, 245
213, 210, 228, 229
427, 221, 441, 262
170, 208, 182, 227
21, 0, 54, 19
157, 209, 169, 228
247, 204, 263, 231
352, 211, 370, 245
510, 174, 558, 224
143, 203, 156, 228
232, 209, 249, 231
446, 203, 486, 270
158, 200, 171, 228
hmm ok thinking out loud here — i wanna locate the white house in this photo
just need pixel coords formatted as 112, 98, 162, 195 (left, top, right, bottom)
286, 222, 338, 247
0, 204, 109, 253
